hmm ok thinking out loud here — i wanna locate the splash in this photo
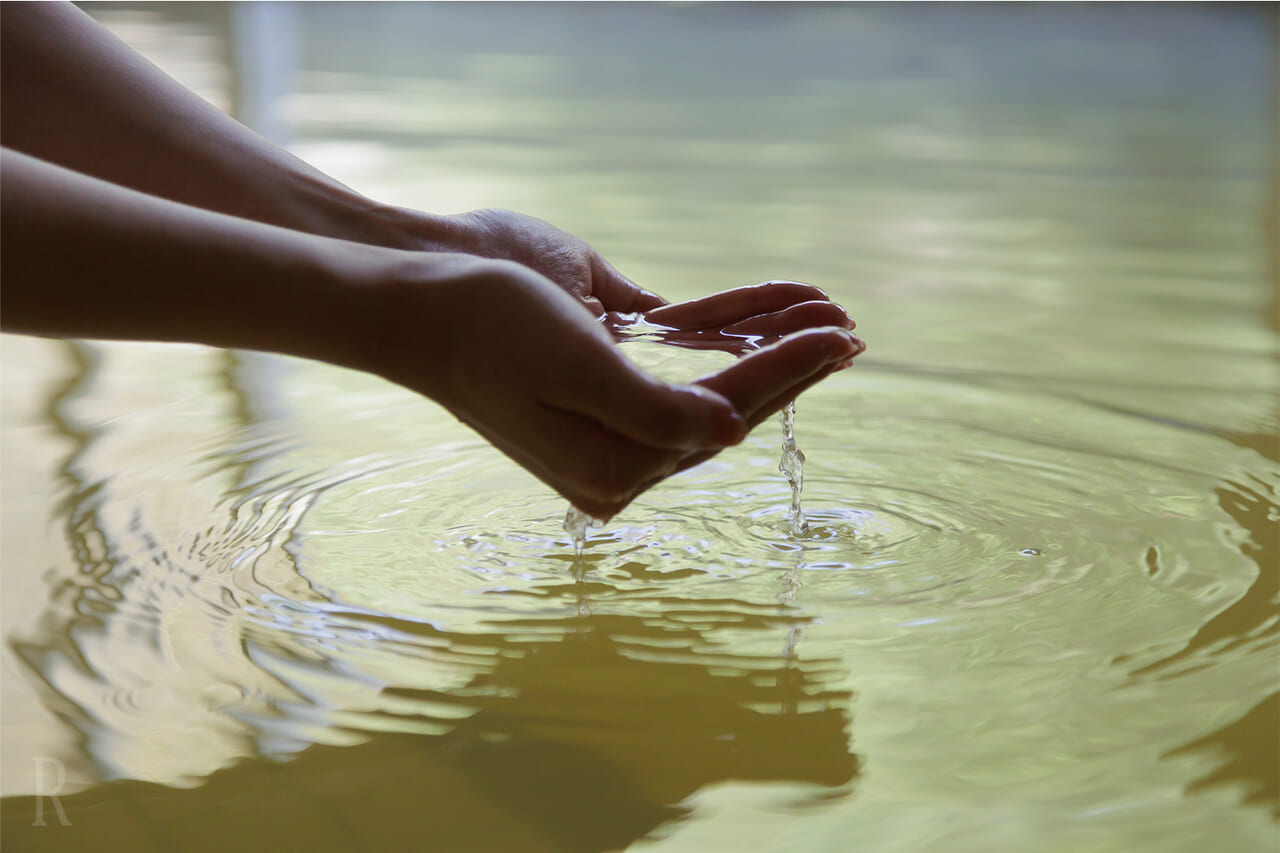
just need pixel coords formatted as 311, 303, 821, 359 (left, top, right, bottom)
563, 505, 601, 556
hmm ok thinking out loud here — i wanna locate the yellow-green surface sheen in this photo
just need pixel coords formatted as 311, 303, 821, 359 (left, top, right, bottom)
2, 4, 1276, 851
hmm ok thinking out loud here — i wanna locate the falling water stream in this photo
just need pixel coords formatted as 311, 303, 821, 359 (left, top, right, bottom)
778, 401, 807, 537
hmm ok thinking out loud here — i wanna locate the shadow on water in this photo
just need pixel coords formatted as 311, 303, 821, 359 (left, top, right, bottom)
1162, 692, 1279, 821
4, 595, 857, 852
1132, 428, 1280, 819
4, 345, 856, 850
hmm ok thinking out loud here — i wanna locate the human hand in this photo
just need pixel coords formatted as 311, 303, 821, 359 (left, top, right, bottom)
358, 254, 864, 519
419, 208, 666, 316
613, 280, 856, 356
417, 209, 854, 353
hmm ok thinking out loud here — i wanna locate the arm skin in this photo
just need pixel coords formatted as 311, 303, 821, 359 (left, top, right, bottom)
1, 150, 864, 518
0, 1, 418, 249
0, 149, 373, 362
0, 1, 857, 338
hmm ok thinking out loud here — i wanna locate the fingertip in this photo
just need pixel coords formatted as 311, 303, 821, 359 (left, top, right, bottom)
835, 339, 866, 371
816, 329, 864, 375
807, 326, 864, 359
762, 280, 830, 302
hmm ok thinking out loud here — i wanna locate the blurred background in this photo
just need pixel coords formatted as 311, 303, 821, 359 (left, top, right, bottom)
2, 3, 1277, 851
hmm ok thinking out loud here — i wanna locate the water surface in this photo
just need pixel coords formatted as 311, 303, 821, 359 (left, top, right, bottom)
2, 4, 1276, 851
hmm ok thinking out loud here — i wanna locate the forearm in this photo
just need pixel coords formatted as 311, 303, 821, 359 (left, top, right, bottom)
0, 147, 420, 367
0, 2, 444, 250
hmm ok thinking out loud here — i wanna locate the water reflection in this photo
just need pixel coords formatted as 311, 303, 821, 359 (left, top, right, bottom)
3, 2, 1278, 850
1164, 692, 1279, 820
9, 522, 854, 851
10, 594, 855, 852
5, 341, 853, 850
1127, 478, 1278, 677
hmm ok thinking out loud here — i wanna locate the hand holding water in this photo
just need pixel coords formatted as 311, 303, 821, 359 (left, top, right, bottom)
354, 253, 864, 520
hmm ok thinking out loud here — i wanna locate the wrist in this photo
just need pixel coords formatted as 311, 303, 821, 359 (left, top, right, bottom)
375, 206, 528, 261
295, 186, 511, 264
376, 205, 490, 256
323, 245, 499, 395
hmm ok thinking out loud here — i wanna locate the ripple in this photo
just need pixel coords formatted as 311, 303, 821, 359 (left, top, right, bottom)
10, 335, 1276, 815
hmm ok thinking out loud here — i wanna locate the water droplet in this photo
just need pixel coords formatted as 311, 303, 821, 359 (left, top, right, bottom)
563, 506, 601, 556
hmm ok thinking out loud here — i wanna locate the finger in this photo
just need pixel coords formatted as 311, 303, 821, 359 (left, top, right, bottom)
734, 360, 847, 431
590, 255, 667, 313
672, 337, 863, 479
670, 359, 834, 478
731, 341, 865, 431
721, 300, 855, 338
644, 281, 829, 330
697, 327, 863, 424
517, 330, 861, 516
540, 347, 747, 451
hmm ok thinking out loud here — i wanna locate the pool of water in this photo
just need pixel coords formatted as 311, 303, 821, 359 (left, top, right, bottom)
2, 4, 1276, 851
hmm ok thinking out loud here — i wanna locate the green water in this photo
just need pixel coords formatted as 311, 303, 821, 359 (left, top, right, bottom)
2, 4, 1276, 851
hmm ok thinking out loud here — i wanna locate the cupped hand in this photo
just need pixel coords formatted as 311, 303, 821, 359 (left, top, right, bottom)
362, 255, 864, 520
614, 281, 856, 355
424, 209, 853, 354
